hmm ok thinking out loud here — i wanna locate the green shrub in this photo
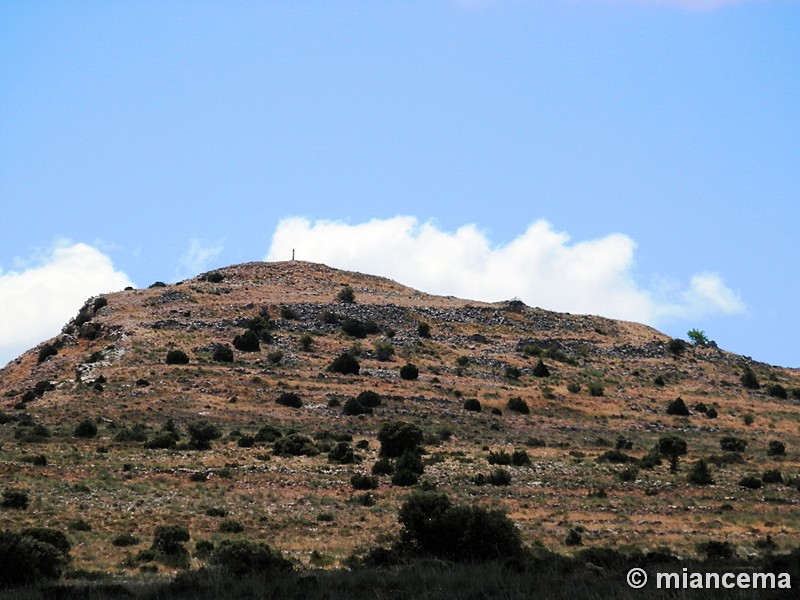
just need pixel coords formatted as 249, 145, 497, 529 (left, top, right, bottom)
657, 435, 688, 472
667, 339, 686, 356
738, 476, 762, 489
762, 469, 783, 484
194, 539, 215, 559
417, 322, 431, 338
372, 457, 394, 476
0, 529, 71, 586
653, 375, 666, 387
506, 396, 529, 415
254, 424, 282, 443
741, 368, 760, 390
706, 407, 718, 419
237, 435, 255, 448
212, 344, 234, 363
343, 397, 372, 416
767, 384, 788, 399
210, 539, 292, 576
144, 432, 177, 450
598, 449, 635, 464
202, 271, 224, 283
587, 382, 604, 397
618, 466, 638, 482
357, 390, 381, 407
687, 459, 714, 485
151, 525, 190, 555
391, 469, 419, 487
233, 330, 260, 352
565, 529, 583, 546
697, 540, 736, 560
720, 436, 747, 453
165, 349, 189, 365
374, 341, 395, 361
487, 451, 511, 465
267, 350, 284, 365
456, 355, 469, 367
218, 520, 244, 534
511, 450, 531, 466
567, 382, 582, 394
328, 442, 357, 464
463, 398, 481, 412
504, 365, 521, 379
74, 418, 98, 438
399, 363, 419, 381
1, 490, 29, 510
187, 421, 222, 450
280, 306, 298, 320
273, 434, 319, 457
67, 518, 92, 532
275, 392, 302, 408
768, 440, 786, 456
666, 397, 690, 416
112, 533, 141, 547
299, 334, 314, 351
488, 468, 512, 485
37, 343, 58, 364
337, 286, 356, 304
397, 491, 525, 562
532, 359, 550, 377
378, 421, 424, 458
341, 318, 367, 339
351, 474, 379, 490
329, 353, 360, 375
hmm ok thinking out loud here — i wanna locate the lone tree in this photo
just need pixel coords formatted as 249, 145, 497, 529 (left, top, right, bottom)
657, 435, 688, 473
687, 329, 709, 347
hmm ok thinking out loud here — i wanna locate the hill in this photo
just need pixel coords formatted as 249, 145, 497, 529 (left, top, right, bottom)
1, 260, 799, 577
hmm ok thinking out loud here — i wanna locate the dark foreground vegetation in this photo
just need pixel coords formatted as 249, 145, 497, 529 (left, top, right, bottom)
2, 490, 798, 599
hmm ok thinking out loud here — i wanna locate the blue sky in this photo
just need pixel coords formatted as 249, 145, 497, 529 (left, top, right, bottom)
1, 0, 798, 367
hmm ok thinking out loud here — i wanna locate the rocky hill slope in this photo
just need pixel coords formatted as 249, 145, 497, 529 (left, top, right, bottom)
1, 261, 799, 572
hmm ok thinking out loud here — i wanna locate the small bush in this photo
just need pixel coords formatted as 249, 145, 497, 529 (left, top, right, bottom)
565, 529, 583, 546
144, 432, 177, 450
391, 469, 419, 487
567, 382, 582, 394
73, 418, 98, 439
37, 344, 58, 364
687, 459, 714, 485
488, 468, 512, 485
1, 490, 29, 510
343, 397, 372, 416
0, 529, 71, 585
218, 520, 244, 534
329, 353, 360, 375
151, 525, 190, 555
112, 533, 140, 547
357, 390, 381, 407
328, 441, 357, 464
237, 435, 255, 448
165, 349, 189, 365
706, 407, 718, 419
399, 363, 419, 381
417, 322, 431, 338
233, 330, 260, 352
720, 436, 747, 453
275, 392, 302, 409
653, 375, 666, 387
463, 398, 481, 412
741, 368, 760, 390
532, 359, 550, 377
697, 540, 736, 560
762, 469, 783, 484
254, 424, 282, 443
210, 539, 292, 576
299, 334, 314, 351
767, 384, 788, 399
279, 306, 298, 320
374, 341, 395, 361
203, 272, 224, 283
378, 421, 424, 458
504, 365, 521, 379
351, 474, 379, 490
187, 421, 222, 451
587, 383, 605, 397
667, 339, 686, 356
666, 397, 690, 416
372, 457, 394, 476
738, 476, 762, 489
273, 434, 319, 457
341, 318, 367, 339
506, 396, 529, 415
768, 440, 786, 456
337, 286, 356, 304
212, 344, 234, 363
488, 451, 511, 465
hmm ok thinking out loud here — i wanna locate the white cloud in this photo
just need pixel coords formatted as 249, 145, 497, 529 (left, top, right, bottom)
266, 216, 744, 326
176, 238, 224, 279
0, 242, 134, 366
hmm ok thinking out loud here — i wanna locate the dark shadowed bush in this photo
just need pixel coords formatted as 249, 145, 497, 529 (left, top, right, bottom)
254, 424, 282, 443
767, 384, 788, 399
74, 418, 98, 438
666, 397, 690, 416
357, 390, 381, 407
400, 363, 419, 381
417, 322, 431, 338
667, 339, 686, 356
741, 367, 760, 390
212, 344, 234, 363
328, 441, 357, 464
152, 525, 190, 555
351, 474, 379, 490
37, 344, 58, 364
187, 421, 222, 450
506, 396, 529, 415
697, 540, 736, 560
378, 421, 424, 458
165, 349, 189, 365
343, 397, 372, 416
739, 475, 762, 489
768, 440, 786, 456
0, 528, 71, 586
233, 330, 260, 352
210, 539, 292, 576
112, 533, 140, 547
720, 436, 747, 453
687, 459, 714, 485
273, 434, 318, 456
532, 359, 550, 377
463, 398, 481, 412
276, 392, 302, 409
329, 353, 360, 375
341, 318, 367, 339
1, 490, 29, 510
397, 491, 525, 562
337, 286, 356, 304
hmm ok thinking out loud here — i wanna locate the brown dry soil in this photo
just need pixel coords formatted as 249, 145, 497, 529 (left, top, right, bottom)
1, 261, 799, 575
